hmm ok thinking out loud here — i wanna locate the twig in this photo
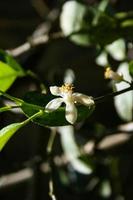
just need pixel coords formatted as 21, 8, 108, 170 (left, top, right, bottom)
6, 35, 49, 57
7, 32, 63, 57
94, 86, 133, 104
6, 8, 60, 57
47, 128, 57, 200
0, 168, 33, 188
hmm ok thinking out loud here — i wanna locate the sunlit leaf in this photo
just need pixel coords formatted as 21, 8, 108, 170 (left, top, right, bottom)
0, 122, 23, 151
0, 62, 18, 92
0, 50, 25, 91
0, 50, 24, 76
114, 62, 133, 121
58, 126, 93, 174
98, 0, 109, 12
60, 1, 93, 46
106, 39, 126, 61
99, 180, 112, 198
21, 91, 95, 126
96, 51, 108, 66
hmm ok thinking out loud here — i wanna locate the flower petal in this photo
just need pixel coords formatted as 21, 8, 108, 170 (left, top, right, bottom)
50, 86, 61, 96
65, 102, 77, 124
45, 98, 63, 111
73, 93, 94, 107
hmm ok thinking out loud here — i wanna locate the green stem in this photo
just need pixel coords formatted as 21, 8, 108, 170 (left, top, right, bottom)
47, 128, 56, 155
0, 90, 23, 105
22, 110, 43, 125
94, 86, 133, 104
0, 105, 21, 113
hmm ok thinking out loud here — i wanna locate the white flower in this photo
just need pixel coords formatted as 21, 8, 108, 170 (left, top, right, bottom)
104, 67, 123, 83
45, 84, 94, 124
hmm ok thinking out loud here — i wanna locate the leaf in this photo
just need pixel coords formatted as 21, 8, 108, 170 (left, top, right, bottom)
0, 62, 18, 92
21, 91, 95, 126
0, 50, 25, 91
106, 39, 126, 61
0, 50, 24, 75
129, 60, 133, 78
60, 1, 93, 46
58, 126, 93, 174
0, 122, 23, 151
60, 1, 121, 46
96, 51, 108, 66
114, 62, 133, 121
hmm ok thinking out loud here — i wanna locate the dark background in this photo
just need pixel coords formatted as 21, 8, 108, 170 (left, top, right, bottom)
0, 0, 133, 200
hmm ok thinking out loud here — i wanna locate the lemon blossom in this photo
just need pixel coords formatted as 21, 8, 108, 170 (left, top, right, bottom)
104, 67, 123, 83
45, 84, 94, 124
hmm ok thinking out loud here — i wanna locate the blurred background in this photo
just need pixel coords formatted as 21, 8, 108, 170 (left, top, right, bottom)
0, 0, 133, 200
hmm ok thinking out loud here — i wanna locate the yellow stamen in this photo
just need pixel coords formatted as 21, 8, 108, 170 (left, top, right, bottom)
60, 83, 74, 93
104, 67, 113, 79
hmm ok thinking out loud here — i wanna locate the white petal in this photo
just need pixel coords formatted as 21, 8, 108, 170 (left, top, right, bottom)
73, 93, 94, 107
45, 98, 63, 111
65, 102, 77, 124
50, 86, 61, 96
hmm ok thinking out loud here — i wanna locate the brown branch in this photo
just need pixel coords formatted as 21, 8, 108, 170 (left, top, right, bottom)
0, 131, 132, 189
6, 9, 60, 57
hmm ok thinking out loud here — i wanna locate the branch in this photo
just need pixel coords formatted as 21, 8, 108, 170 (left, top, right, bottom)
6, 32, 63, 57
6, 9, 60, 57
94, 86, 133, 104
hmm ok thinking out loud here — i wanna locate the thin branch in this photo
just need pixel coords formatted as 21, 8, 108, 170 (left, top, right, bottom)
0, 105, 21, 113
0, 168, 33, 188
46, 128, 57, 200
94, 86, 133, 104
6, 8, 60, 57
7, 32, 63, 57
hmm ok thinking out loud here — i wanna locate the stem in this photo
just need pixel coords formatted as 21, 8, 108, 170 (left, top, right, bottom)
0, 105, 21, 113
47, 128, 57, 200
0, 90, 23, 105
47, 128, 56, 155
94, 86, 133, 104
22, 110, 43, 125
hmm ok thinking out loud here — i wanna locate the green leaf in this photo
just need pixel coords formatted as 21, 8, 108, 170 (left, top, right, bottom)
129, 60, 133, 77
114, 62, 133, 121
21, 91, 95, 126
0, 122, 23, 151
97, 0, 109, 12
0, 110, 43, 151
0, 50, 24, 75
0, 62, 18, 92
0, 50, 25, 91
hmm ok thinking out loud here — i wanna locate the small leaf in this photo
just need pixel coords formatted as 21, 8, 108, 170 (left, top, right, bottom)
0, 122, 23, 151
96, 51, 108, 66
114, 62, 133, 121
106, 39, 126, 61
0, 62, 18, 92
0, 50, 24, 75
129, 60, 133, 78
21, 91, 94, 126
0, 50, 25, 91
